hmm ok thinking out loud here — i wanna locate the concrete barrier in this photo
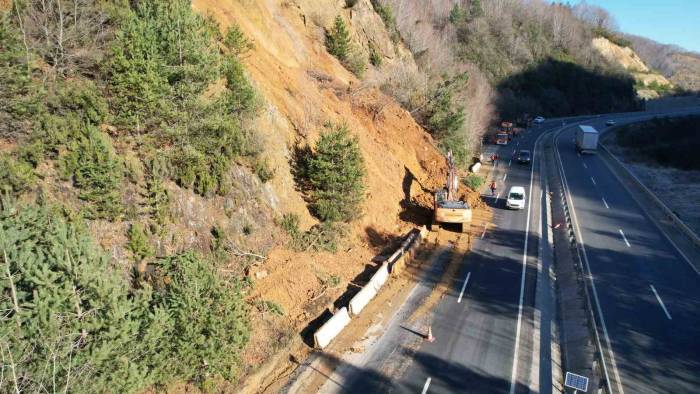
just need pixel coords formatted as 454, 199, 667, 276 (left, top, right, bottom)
314, 307, 351, 349
368, 263, 389, 291
348, 285, 377, 316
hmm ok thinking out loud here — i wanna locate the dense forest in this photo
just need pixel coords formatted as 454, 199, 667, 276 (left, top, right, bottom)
1, 1, 259, 391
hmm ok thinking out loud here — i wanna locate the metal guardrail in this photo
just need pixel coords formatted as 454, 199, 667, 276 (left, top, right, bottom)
598, 142, 700, 248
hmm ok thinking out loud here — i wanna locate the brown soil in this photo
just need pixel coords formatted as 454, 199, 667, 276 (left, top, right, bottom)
189, 1, 485, 385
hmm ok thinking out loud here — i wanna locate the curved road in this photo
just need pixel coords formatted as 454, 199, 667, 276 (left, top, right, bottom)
299, 108, 700, 394
555, 113, 700, 394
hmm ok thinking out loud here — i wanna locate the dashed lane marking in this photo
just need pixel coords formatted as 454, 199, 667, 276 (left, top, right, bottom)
650, 285, 672, 320
457, 272, 471, 304
421, 377, 432, 394
619, 229, 631, 247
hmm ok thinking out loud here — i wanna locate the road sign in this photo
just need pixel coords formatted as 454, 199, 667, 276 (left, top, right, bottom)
564, 372, 589, 392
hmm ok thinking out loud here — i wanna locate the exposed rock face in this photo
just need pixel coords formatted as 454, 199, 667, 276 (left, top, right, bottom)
592, 36, 674, 99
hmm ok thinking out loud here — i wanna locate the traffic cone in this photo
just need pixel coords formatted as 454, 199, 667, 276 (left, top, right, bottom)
426, 326, 435, 343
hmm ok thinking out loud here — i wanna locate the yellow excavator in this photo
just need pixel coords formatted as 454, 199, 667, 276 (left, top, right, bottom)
432, 151, 472, 233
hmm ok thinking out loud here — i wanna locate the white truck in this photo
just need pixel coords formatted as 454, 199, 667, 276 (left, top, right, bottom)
575, 125, 599, 154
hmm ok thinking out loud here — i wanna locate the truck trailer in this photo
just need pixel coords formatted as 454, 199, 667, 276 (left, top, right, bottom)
575, 125, 599, 154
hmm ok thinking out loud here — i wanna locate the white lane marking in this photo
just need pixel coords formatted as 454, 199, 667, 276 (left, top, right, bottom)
602, 197, 609, 209
503, 173, 508, 182
421, 377, 431, 394
583, 162, 588, 169
457, 272, 471, 303
509, 160, 512, 167
555, 129, 625, 394
481, 223, 488, 239
509, 128, 545, 394
590, 176, 597, 186
619, 229, 631, 247
650, 285, 672, 320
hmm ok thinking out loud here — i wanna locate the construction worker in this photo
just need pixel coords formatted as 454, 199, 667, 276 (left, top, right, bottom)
490, 180, 497, 196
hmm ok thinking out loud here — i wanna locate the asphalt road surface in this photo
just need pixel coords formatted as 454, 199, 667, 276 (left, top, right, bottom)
306, 108, 700, 394
555, 113, 700, 394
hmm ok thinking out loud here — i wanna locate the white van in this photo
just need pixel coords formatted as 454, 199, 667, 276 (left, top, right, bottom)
506, 186, 526, 210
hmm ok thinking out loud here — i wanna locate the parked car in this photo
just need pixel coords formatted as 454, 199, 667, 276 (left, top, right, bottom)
506, 186, 526, 210
517, 150, 531, 164
534, 116, 545, 124
606, 119, 616, 126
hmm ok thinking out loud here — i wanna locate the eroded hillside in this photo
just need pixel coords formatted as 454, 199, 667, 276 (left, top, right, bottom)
592, 36, 673, 99
0, 0, 482, 391
191, 0, 480, 375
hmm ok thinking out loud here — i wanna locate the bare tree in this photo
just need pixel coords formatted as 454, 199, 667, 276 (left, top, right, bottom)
14, 0, 113, 78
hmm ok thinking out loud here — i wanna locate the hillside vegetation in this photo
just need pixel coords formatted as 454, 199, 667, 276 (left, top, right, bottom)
1, 0, 456, 390
380, 0, 639, 147
0, 0, 265, 390
614, 116, 700, 170
625, 34, 700, 92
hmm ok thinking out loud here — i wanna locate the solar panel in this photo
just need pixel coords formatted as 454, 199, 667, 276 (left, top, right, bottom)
564, 372, 589, 392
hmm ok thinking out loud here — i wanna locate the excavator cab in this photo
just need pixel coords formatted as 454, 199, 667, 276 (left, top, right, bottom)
431, 151, 472, 233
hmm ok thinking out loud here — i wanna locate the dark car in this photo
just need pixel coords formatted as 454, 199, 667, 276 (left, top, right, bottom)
517, 150, 531, 164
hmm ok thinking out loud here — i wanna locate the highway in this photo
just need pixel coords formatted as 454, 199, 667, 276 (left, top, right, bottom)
555, 115, 700, 394
390, 124, 548, 394
301, 108, 700, 394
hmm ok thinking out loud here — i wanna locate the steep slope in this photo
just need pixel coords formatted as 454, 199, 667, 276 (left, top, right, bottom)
0, 0, 480, 391
592, 36, 673, 99
192, 0, 479, 379
626, 33, 700, 92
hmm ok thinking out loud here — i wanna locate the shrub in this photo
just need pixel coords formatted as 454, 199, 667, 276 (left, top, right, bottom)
223, 23, 253, 56
307, 123, 366, 222
59, 127, 124, 220
145, 160, 171, 226
150, 251, 249, 383
108, 0, 220, 129
369, 42, 382, 66
346, 47, 367, 77
254, 158, 275, 183
326, 15, 351, 62
449, 4, 467, 24
0, 202, 161, 393
463, 174, 484, 191
280, 213, 346, 252
424, 73, 469, 138
0, 154, 36, 195
370, 1, 400, 42
128, 222, 154, 265
168, 146, 218, 196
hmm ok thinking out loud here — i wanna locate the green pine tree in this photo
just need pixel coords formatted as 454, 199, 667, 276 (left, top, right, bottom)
307, 123, 366, 222
326, 15, 351, 61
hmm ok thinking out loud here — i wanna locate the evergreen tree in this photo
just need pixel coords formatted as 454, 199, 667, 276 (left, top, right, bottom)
449, 4, 467, 24
0, 202, 161, 392
469, 0, 485, 20
308, 123, 366, 222
326, 15, 351, 62
150, 252, 249, 383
